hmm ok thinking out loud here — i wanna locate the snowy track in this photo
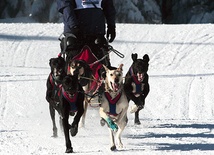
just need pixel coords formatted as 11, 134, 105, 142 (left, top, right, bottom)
0, 23, 214, 155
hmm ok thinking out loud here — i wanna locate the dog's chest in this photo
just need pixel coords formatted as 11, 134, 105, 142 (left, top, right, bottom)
131, 82, 145, 97
103, 92, 125, 117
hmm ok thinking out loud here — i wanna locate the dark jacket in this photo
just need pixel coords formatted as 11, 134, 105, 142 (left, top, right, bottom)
57, 0, 116, 35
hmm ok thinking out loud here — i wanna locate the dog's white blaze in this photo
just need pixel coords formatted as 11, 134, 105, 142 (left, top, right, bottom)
137, 73, 144, 82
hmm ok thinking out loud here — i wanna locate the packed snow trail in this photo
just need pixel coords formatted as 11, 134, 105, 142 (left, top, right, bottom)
0, 23, 214, 155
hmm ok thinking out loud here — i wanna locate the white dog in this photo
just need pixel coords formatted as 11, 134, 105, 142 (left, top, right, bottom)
99, 64, 129, 151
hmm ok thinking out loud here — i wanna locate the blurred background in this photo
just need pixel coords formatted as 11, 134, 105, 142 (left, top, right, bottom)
0, 0, 214, 24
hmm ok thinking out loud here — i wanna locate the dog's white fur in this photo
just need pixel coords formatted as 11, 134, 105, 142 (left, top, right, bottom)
99, 64, 129, 150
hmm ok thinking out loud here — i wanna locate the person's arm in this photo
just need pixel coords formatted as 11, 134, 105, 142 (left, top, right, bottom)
57, 0, 78, 33
102, 0, 116, 42
102, 0, 116, 28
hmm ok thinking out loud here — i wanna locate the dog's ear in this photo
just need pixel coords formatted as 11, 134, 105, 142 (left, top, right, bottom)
143, 54, 150, 63
103, 65, 109, 72
49, 58, 54, 67
131, 53, 138, 62
117, 64, 123, 71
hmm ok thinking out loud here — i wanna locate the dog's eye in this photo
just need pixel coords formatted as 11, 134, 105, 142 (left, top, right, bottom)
110, 73, 113, 76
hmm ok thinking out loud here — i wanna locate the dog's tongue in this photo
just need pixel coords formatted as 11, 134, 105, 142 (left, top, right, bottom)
113, 83, 119, 91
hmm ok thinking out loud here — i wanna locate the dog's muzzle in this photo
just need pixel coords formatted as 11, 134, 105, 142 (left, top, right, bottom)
111, 82, 120, 92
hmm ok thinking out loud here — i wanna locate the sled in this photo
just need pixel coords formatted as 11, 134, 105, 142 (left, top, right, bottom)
60, 41, 124, 106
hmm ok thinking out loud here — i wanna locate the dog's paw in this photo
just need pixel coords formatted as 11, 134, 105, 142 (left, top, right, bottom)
70, 124, 78, 137
69, 111, 75, 116
100, 118, 106, 126
65, 147, 73, 153
110, 145, 116, 151
130, 104, 138, 113
138, 104, 144, 110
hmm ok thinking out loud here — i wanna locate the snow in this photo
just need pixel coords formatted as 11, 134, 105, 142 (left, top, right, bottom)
0, 22, 214, 155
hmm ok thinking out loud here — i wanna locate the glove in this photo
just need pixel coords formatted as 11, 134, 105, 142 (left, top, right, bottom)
107, 25, 116, 43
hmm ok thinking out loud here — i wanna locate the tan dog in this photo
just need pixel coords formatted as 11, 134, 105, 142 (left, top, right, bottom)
99, 64, 129, 151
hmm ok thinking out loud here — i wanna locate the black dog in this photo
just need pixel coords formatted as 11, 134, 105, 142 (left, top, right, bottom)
59, 75, 85, 153
124, 53, 150, 125
46, 56, 66, 137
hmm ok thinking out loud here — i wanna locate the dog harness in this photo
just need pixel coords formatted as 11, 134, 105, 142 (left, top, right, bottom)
104, 92, 122, 116
129, 67, 145, 94
58, 85, 78, 112
49, 74, 57, 88
49, 74, 61, 98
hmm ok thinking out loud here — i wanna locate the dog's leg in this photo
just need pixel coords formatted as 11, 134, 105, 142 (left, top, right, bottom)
108, 128, 116, 151
79, 97, 88, 128
115, 127, 123, 148
59, 117, 63, 134
134, 110, 141, 125
62, 111, 73, 153
71, 104, 84, 136
115, 113, 127, 149
99, 107, 118, 131
49, 104, 57, 137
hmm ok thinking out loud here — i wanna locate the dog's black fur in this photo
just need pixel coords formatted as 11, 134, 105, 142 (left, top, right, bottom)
67, 59, 92, 87
124, 53, 150, 125
46, 56, 66, 137
59, 75, 85, 153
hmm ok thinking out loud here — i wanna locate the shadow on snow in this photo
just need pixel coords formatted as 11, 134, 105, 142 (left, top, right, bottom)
126, 123, 214, 151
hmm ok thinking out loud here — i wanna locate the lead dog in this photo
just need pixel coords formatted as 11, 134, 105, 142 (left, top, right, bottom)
46, 56, 66, 137
59, 74, 85, 153
124, 53, 150, 125
99, 64, 129, 151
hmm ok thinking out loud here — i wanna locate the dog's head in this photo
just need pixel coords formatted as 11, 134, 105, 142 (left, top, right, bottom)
62, 74, 79, 97
68, 60, 87, 77
49, 56, 66, 80
104, 64, 123, 92
131, 53, 149, 82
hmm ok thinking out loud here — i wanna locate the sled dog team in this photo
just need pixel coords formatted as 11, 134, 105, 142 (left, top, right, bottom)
46, 52, 150, 153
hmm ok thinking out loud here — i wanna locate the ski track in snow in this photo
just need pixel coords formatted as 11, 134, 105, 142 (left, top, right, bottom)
0, 23, 214, 155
